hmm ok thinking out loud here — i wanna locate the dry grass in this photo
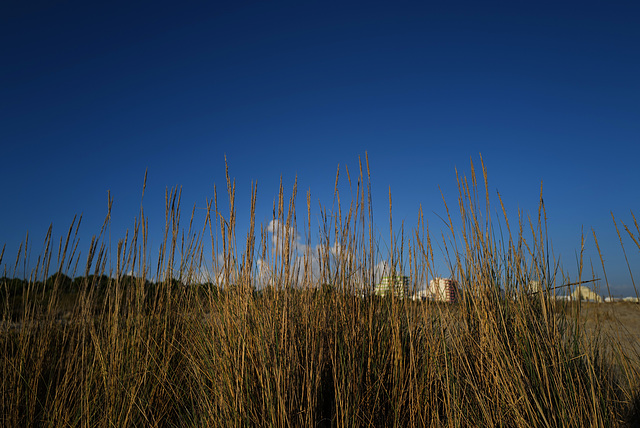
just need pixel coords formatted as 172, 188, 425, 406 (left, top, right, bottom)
1, 155, 639, 427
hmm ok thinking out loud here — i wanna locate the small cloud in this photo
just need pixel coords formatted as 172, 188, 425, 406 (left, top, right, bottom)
267, 219, 307, 254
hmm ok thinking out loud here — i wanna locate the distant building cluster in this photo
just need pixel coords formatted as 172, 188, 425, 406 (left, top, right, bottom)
371, 276, 638, 304
373, 276, 460, 303
554, 285, 640, 303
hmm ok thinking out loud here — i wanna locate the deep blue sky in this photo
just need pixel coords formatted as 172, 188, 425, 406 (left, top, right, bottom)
1, 1, 638, 295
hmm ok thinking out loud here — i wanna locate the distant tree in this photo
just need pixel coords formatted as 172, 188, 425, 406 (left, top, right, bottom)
1, 276, 28, 298
197, 282, 220, 300
72, 274, 112, 291
46, 272, 73, 292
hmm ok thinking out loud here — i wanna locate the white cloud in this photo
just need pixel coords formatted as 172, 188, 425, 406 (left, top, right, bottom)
266, 219, 306, 254
374, 260, 392, 282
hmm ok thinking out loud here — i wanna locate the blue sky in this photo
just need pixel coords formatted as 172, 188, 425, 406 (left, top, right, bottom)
1, 1, 639, 295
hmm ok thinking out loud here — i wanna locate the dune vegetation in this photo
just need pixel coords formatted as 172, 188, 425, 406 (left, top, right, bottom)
1, 156, 639, 427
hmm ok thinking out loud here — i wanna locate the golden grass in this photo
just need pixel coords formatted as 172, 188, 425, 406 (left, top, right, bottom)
1, 155, 639, 427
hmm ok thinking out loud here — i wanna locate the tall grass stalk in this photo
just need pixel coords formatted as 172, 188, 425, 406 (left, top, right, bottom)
1, 155, 639, 426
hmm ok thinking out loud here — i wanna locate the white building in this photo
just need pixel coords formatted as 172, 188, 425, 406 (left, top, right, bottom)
571, 285, 603, 303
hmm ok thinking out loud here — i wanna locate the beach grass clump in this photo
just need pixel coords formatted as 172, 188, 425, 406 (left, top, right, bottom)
1, 155, 639, 427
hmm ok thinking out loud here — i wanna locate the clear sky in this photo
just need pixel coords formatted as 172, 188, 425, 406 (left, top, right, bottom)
1, 1, 639, 295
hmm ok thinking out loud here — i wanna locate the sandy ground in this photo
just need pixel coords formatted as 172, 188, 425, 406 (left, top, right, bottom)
565, 302, 640, 372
